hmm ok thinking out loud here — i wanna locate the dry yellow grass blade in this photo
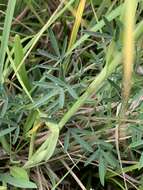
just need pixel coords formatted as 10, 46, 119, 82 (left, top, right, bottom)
117, 2, 138, 190
61, 0, 87, 27
68, 0, 86, 50
122, 0, 138, 106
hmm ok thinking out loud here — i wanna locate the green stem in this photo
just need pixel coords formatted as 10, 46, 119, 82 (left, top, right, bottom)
0, 137, 10, 153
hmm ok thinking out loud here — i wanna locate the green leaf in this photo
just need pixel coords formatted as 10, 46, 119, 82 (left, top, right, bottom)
83, 30, 111, 39
12, 127, 20, 145
7, 48, 33, 103
84, 150, 99, 166
102, 151, 118, 168
59, 88, 65, 108
46, 74, 65, 86
0, 85, 8, 117
139, 152, 143, 169
64, 130, 70, 152
130, 140, 143, 148
103, 16, 114, 36
37, 49, 58, 61
48, 29, 60, 57
24, 111, 38, 134
28, 90, 59, 109
10, 166, 29, 181
93, 140, 113, 151
45, 74, 78, 99
0, 174, 37, 189
24, 122, 59, 168
61, 37, 68, 58
72, 128, 92, 135
71, 131, 93, 152
99, 155, 106, 186
108, 78, 121, 96
65, 84, 78, 99
0, 127, 16, 137
14, 35, 31, 91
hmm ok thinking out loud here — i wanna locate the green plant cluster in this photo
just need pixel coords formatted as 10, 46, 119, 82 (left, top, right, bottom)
0, 0, 143, 189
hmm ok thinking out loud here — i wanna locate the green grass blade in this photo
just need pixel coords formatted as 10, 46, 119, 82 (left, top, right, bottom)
14, 35, 31, 91
0, 0, 16, 83
0, 127, 16, 137
7, 48, 33, 103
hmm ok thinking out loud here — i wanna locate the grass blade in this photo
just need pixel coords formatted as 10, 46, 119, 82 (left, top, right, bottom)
68, 0, 86, 50
122, 0, 138, 108
0, 127, 16, 137
0, 0, 16, 83
24, 122, 59, 168
14, 35, 31, 91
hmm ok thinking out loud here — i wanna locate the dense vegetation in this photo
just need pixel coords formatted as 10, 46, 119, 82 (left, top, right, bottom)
0, 0, 143, 189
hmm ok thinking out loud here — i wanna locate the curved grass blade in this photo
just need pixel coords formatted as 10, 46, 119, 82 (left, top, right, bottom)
0, 127, 16, 138
24, 122, 59, 168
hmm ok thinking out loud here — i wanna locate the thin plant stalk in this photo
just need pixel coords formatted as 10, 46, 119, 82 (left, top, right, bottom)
122, 0, 138, 109
116, 1, 138, 190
